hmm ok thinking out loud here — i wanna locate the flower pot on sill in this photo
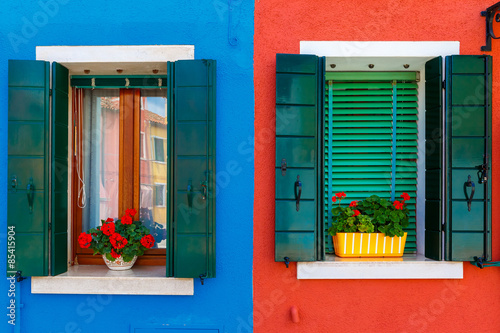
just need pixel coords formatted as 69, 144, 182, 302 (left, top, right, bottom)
102, 255, 138, 270
333, 232, 407, 258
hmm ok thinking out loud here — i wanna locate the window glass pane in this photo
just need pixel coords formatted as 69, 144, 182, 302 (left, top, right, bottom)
139, 89, 168, 249
81, 89, 120, 231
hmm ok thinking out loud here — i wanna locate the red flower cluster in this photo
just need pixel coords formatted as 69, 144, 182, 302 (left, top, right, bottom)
121, 215, 133, 225
336, 192, 346, 199
78, 233, 92, 248
352, 210, 360, 217
105, 217, 114, 223
349, 200, 358, 207
110, 249, 120, 259
332, 192, 347, 203
125, 208, 137, 217
101, 222, 115, 236
110, 233, 128, 249
394, 192, 410, 210
393, 200, 404, 210
400, 192, 410, 202
140, 235, 155, 249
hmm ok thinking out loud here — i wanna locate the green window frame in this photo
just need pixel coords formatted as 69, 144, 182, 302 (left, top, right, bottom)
7, 59, 217, 280
275, 53, 492, 264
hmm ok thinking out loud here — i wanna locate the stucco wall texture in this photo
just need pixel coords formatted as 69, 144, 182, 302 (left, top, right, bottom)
254, 1, 500, 332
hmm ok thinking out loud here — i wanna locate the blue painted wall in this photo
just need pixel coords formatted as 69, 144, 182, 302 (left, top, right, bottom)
0, 0, 254, 332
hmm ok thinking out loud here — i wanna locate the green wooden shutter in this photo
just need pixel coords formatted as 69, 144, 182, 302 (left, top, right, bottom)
445, 55, 492, 261
170, 59, 216, 279
7, 60, 50, 277
275, 54, 322, 263
424, 57, 443, 260
51, 62, 69, 275
324, 72, 419, 254
7, 60, 69, 277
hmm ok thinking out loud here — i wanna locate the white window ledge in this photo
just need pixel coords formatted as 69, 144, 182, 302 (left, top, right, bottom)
297, 254, 463, 279
31, 265, 193, 295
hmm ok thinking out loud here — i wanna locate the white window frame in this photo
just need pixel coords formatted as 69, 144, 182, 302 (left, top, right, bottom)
31, 45, 195, 295
297, 41, 463, 279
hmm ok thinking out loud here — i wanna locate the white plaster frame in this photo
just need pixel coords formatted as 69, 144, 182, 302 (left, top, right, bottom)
298, 41, 463, 279
32, 45, 195, 295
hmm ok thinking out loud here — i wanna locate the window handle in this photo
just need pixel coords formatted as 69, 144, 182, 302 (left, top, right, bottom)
464, 175, 475, 212
294, 175, 302, 212
201, 178, 208, 200
187, 181, 193, 209
11, 176, 17, 192
26, 177, 34, 214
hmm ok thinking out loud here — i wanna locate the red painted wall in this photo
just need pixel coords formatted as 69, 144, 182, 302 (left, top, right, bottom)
254, 1, 500, 332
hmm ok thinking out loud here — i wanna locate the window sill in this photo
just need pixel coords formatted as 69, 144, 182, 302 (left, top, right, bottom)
297, 254, 463, 279
31, 265, 194, 295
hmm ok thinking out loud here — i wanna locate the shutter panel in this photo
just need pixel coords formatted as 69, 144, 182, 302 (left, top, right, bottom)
424, 57, 443, 260
7, 60, 50, 276
51, 62, 69, 275
171, 60, 216, 278
445, 55, 492, 261
324, 72, 419, 254
275, 54, 321, 263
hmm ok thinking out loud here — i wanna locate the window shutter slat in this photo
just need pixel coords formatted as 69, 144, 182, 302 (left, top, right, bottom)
275, 54, 321, 263
171, 59, 216, 278
7, 60, 50, 276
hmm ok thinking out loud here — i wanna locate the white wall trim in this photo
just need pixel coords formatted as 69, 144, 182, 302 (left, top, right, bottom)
36, 45, 194, 63
36, 45, 195, 75
298, 255, 463, 279
300, 41, 459, 57
32, 266, 193, 295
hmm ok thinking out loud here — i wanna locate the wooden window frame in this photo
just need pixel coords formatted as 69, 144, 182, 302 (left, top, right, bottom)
72, 88, 166, 266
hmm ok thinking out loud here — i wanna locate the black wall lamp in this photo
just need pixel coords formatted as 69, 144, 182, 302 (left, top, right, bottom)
481, 1, 500, 51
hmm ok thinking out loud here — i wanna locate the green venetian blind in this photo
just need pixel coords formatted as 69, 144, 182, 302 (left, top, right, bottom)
324, 72, 418, 254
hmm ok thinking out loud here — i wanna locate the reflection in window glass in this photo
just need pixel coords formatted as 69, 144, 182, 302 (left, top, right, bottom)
81, 89, 120, 231
139, 89, 168, 249
153, 137, 165, 162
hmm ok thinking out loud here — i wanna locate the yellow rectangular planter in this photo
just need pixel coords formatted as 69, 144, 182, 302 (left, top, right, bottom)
333, 232, 407, 257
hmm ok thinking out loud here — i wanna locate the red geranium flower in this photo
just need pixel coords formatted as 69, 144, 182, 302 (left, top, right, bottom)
78, 232, 92, 248
332, 196, 337, 203
105, 217, 114, 223
400, 193, 410, 202
110, 249, 120, 259
140, 234, 155, 249
125, 208, 137, 217
121, 215, 133, 225
349, 200, 358, 207
335, 192, 346, 199
393, 200, 404, 210
352, 210, 360, 217
101, 222, 115, 236
110, 233, 128, 249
